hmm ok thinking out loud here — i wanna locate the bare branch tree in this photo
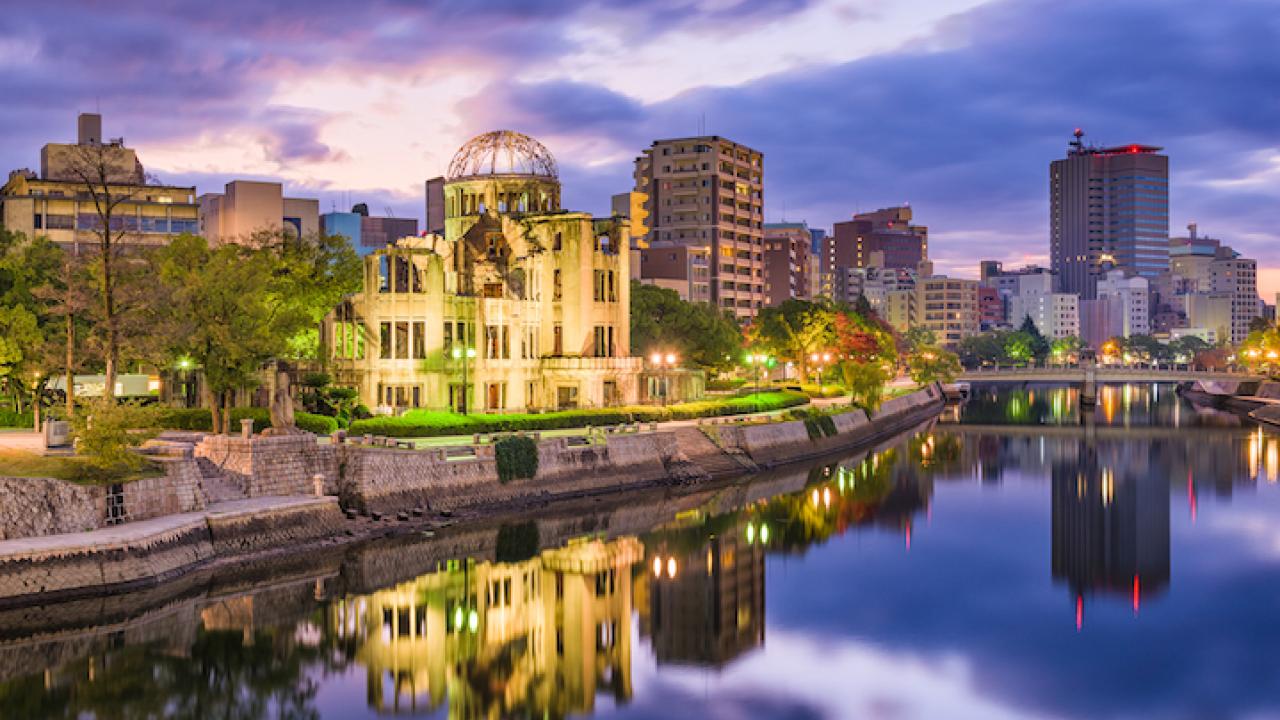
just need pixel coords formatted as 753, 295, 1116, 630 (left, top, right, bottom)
63, 141, 147, 401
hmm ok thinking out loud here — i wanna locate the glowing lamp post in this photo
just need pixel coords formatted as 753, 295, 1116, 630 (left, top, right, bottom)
452, 345, 477, 414
744, 353, 774, 411
650, 352, 679, 406
809, 352, 833, 385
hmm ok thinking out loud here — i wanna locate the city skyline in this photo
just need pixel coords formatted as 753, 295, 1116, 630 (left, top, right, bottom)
1, 0, 1277, 295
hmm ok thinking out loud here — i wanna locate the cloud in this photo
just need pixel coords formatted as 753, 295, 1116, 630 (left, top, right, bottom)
2, 0, 1277, 292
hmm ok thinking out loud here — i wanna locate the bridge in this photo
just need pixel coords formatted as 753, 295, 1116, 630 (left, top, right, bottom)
956, 366, 1262, 384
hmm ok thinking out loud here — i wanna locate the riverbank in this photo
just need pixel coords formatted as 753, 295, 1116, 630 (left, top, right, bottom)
1180, 379, 1280, 425
0, 385, 945, 606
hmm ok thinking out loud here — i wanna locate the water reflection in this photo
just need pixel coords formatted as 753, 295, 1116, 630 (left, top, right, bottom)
955, 382, 1250, 428
3, 386, 1280, 718
331, 536, 641, 716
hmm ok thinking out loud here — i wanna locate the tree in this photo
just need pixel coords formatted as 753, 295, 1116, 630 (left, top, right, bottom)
1168, 335, 1210, 363
958, 331, 1009, 368
1049, 335, 1083, 364
754, 299, 835, 382
61, 142, 153, 401
1016, 315, 1051, 363
0, 230, 65, 418
630, 282, 741, 373
149, 233, 360, 433
1121, 334, 1168, 364
842, 361, 891, 412
907, 346, 962, 385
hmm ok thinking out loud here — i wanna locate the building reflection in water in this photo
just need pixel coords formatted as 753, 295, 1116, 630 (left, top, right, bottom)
954, 383, 1247, 429
1051, 440, 1170, 627
641, 516, 766, 668
330, 535, 643, 717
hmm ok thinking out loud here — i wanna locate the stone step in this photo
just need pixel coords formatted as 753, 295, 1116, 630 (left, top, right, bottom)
671, 428, 747, 478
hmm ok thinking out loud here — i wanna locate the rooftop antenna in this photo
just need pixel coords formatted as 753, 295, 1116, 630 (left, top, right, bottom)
1070, 128, 1085, 154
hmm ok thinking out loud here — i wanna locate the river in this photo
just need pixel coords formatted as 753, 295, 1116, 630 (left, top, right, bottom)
1, 383, 1278, 719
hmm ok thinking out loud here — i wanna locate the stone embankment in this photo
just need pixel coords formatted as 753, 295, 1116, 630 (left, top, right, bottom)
1181, 379, 1280, 425
0, 384, 945, 605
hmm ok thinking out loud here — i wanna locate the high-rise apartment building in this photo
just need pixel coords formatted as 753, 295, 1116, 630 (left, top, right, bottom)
763, 222, 812, 306
633, 137, 764, 320
914, 276, 979, 346
1050, 130, 1169, 299
826, 206, 927, 274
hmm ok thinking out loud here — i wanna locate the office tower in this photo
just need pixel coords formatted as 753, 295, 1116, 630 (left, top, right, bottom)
1050, 130, 1169, 299
633, 136, 764, 320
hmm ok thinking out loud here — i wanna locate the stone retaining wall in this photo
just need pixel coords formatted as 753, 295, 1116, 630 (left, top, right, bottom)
0, 478, 104, 540
0, 498, 342, 605
121, 460, 205, 522
195, 434, 337, 497
717, 384, 942, 467
338, 431, 682, 515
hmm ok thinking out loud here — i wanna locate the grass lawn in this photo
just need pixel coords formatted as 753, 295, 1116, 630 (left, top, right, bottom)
0, 449, 163, 485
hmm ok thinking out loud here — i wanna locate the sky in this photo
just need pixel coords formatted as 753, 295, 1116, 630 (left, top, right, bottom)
2, 0, 1278, 295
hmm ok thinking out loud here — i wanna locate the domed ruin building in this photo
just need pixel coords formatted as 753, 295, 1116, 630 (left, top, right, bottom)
324, 131, 641, 412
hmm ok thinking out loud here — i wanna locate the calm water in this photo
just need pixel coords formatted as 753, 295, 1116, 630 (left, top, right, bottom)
3, 384, 1280, 720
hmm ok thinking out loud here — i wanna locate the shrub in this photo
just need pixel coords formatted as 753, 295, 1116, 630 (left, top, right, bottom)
706, 377, 747, 391
152, 407, 338, 435
347, 391, 808, 438
802, 414, 838, 440
70, 400, 159, 474
0, 410, 34, 428
495, 435, 539, 483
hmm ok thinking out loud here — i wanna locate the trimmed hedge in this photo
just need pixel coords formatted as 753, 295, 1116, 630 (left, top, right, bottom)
348, 390, 808, 438
0, 411, 34, 428
154, 407, 339, 435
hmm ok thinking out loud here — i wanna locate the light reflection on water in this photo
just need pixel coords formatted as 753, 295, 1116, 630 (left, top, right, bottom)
2, 384, 1279, 720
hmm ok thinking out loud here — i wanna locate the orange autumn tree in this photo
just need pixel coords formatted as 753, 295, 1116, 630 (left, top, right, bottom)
833, 310, 897, 411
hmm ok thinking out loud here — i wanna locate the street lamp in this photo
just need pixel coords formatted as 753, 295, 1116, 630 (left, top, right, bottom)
650, 351, 679, 405
743, 353, 774, 410
452, 345, 477, 414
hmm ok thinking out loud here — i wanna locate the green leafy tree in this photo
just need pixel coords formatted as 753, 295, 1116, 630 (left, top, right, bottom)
754, 299, 836, 382
69, 399, 159, 476
842, 361, 891, 412
149, 233, 360, 433
0, 230, 66, 416
907, 346, 962, 385
630, 281, 741, 373
958, 331, 1009, 368
1121, 334, 1169, 364
1049, 335, 1083, 364
1016, 315, 1051, 363
1004, 332, 1034, 365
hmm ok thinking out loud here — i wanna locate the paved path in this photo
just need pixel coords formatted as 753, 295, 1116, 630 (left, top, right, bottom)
0, 496, 333, 558
0, 431, 42, 452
